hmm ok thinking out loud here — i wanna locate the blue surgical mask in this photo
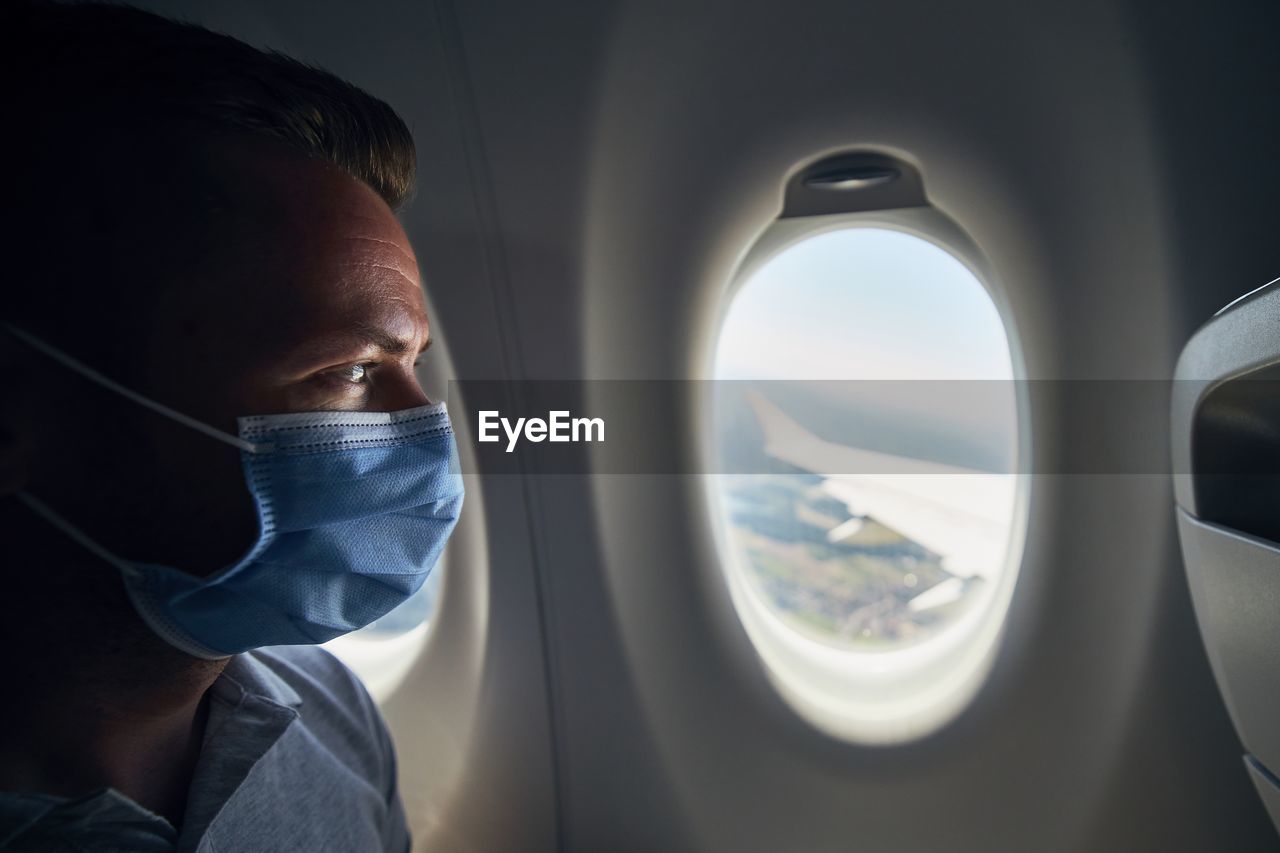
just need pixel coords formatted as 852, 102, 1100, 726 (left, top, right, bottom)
4, 324, 464, 659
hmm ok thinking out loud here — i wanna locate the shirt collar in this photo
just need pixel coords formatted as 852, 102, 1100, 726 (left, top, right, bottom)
175, 651, 302, 851
214, 651, 304, 711
0, 651, 307, 853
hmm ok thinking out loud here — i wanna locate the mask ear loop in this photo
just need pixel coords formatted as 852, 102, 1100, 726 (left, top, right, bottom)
2, 323, 267, 454
15, 488, 234, 661
13, 491, 145, 581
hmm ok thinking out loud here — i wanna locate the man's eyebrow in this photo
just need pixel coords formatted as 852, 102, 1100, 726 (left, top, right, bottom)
356, 324, 410, 355
291, 323, 431, 365
351, 323, 433, 357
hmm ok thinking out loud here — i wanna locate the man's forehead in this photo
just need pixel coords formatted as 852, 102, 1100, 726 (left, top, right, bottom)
329, 222, 422, 291
257, 226, 430, 365
223, 146, 413, 252
149, 137, 429, 365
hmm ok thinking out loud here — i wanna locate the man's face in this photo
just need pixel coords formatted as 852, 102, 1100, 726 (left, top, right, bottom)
8, 135, 433, 577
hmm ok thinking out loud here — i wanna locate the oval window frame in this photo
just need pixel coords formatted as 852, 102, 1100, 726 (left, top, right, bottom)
701, 206, 1033, 745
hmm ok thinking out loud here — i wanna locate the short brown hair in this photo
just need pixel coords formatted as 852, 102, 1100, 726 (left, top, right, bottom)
3, 2, 419, 369
8, 0, 416, 210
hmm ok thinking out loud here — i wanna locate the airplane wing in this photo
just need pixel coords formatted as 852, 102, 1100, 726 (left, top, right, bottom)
745, 391, 1015, 579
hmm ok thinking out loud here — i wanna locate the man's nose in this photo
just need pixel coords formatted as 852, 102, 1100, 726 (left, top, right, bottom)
376, 367, 432, 412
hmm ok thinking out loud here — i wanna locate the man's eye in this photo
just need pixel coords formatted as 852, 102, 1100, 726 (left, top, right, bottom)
330, 363, 371, 384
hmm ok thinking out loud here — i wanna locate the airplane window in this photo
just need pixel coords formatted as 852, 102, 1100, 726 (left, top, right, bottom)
708, 225, 1026, 744
322, 554, 445, 702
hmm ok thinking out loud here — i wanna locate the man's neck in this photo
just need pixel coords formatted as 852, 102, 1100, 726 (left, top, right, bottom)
0, 547, 228, 829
